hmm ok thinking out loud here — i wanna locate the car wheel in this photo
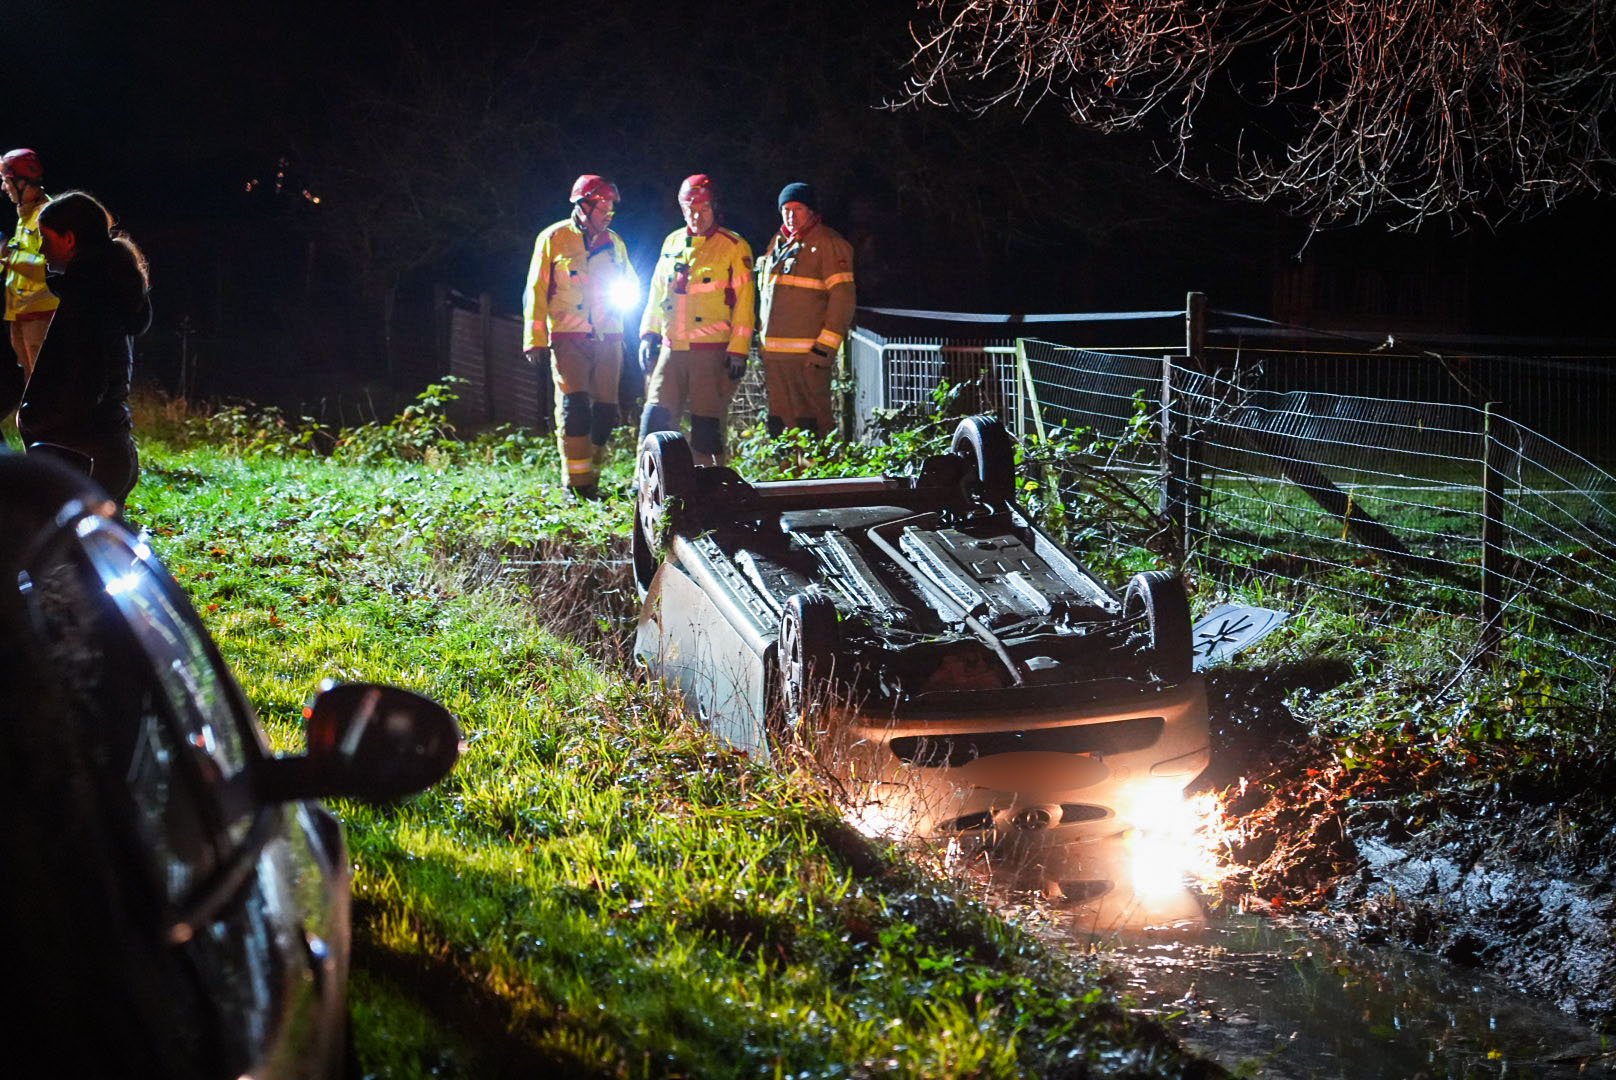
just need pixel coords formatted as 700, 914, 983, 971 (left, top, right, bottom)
950, 415, 1016, 502
633, 432, 695, 596
1123, 570, 1194, 684
777, 592, 838, 734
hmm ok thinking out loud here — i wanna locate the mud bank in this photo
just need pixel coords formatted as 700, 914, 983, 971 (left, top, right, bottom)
1202, 663, 1616, 1035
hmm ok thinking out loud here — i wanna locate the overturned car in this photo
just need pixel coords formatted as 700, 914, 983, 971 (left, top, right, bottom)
632, 416, 1209, 858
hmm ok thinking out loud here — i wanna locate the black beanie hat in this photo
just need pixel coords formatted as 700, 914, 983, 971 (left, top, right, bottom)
778, 182, 817, 212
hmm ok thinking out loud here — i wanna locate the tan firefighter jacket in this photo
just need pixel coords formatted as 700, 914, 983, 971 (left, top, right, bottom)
640, 225, 754, 353
523, 220, 637, 350
757, 221, 855, 355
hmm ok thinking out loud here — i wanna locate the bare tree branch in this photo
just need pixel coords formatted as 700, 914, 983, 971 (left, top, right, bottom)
897, 0, 1616, 231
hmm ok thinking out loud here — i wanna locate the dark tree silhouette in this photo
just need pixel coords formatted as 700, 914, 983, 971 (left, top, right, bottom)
288, 1, 1251, 314
898, 0, 1616, 231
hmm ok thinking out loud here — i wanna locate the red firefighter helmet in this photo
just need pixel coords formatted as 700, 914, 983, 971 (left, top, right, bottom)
677, 174, 714, 208
569, 174, 619, 204
1, 148, 43, 182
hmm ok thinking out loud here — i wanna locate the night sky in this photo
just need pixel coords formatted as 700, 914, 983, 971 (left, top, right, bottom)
7, 0, 1612, 404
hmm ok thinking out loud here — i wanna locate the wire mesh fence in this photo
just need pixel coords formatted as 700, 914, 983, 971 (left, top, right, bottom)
853, 325, 1616, 699
1207, 343, 1616, 467
1019, 341, 1161, 452
1172, 364, 1616, 689
847, 328, 1016, 439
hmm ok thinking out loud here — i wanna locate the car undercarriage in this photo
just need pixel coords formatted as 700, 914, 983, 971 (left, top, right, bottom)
633, 416, 1212, 873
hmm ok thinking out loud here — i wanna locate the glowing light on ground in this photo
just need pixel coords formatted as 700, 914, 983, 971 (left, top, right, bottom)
848, 799, 905, 840
1118, 783, 1230, 903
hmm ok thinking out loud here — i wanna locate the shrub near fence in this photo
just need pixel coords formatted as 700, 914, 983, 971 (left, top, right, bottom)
850, 304, 1616, 700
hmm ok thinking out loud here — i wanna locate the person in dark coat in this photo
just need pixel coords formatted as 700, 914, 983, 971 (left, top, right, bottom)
19, 191, 150, 505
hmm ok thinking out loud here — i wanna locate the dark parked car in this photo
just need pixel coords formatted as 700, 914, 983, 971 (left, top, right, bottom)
0, 451, 461, 1079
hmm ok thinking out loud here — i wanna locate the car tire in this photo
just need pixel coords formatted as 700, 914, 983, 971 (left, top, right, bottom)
633, 432, 695, 596
950, 415, 1016, 502
1123, 570, 1195, 684
777, 592, 838, 734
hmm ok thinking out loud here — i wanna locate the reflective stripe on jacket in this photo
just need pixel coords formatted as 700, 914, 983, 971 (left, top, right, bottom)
523, 221, 637, 350
5, 202, 60, 321
640, 226, 754, 353
757, 221, 854, 355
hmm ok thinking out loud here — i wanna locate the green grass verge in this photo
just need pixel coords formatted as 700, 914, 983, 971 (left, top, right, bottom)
127, 394, 1208, 1080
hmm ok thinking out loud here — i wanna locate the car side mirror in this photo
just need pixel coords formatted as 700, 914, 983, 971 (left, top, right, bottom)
259, 682, 462, 804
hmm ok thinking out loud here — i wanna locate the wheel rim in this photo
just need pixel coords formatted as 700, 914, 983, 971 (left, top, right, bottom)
780, 608, 806, 717
634, 433, 696, 596
638, 446, 665, 545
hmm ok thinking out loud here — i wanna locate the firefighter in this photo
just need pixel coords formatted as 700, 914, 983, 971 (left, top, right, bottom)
757, 182, 855, 438
523, 174, 639, 499
637, 174, 755, 467
2, 148, 59, 380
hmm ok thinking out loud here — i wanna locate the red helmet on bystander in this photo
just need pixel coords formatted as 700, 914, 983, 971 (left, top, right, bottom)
570, 174, 619, 204
677, 174, 714, 208
1, 148, 44, 182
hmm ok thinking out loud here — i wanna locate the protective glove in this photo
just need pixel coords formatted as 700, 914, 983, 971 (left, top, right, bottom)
523, 346, 551, 367
639, 334, 662, 375
726, 352, 747, 380
810, 344, 831, 359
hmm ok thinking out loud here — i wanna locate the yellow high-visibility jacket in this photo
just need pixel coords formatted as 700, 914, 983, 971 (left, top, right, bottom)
640, 226, 754, 353
4, 201, 59, 321
523, 220, 637, 350
757, 221, 855, 356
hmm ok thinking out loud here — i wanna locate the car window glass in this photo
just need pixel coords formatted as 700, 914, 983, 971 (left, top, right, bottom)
125, 676, 220, 901
80, 528, 253, 776
23, 532, 219, 901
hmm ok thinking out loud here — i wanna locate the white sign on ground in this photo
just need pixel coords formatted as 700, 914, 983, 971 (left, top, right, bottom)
1191, 604, 1289, 669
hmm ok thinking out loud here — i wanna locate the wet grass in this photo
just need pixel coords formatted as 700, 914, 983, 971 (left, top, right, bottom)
127, 392, 1211, 1079
126, 382, 1616, 1068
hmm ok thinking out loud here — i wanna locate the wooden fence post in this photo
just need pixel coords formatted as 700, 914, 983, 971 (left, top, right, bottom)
1185, 291, 1207, 371
1479, 402, 1507, 660
1015, 338, 1066, 519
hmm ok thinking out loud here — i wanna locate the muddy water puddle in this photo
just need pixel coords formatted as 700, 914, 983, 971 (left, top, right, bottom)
1068, 906, 1611, 1078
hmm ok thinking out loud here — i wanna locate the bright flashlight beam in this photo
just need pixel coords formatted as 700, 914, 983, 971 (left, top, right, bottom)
608, 278, 640, 313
